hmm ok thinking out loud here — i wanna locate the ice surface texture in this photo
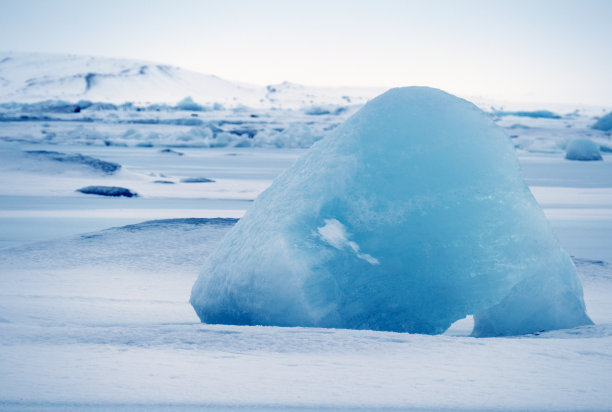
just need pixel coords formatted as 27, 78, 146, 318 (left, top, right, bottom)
565, 139, 603, 161
191, 87, 592, 337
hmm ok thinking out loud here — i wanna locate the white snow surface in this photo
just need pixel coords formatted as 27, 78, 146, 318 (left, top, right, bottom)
0, 54, 612, 410
1, 201, 612, 411
0, 138, 611, 411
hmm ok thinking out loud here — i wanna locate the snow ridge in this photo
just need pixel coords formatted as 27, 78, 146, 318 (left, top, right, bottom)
0, 52, 380, 108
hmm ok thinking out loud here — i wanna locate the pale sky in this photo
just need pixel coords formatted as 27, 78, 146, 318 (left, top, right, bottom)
1, 0, 611, 105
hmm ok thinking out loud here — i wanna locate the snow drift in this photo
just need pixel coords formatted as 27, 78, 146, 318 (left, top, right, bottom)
190, 87, 592, 336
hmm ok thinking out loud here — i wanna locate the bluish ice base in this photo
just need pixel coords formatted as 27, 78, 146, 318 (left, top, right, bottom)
187, 87, 588, 335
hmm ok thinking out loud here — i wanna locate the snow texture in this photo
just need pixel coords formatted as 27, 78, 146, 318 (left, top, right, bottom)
565, 139, 603, 161
191, 87, 592, 336
76, 185, 138, 197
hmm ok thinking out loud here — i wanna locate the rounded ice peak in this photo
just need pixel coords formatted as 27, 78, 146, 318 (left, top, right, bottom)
191, 86, 592, 336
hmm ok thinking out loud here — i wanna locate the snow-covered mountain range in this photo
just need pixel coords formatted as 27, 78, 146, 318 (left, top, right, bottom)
0, 52, 381, 108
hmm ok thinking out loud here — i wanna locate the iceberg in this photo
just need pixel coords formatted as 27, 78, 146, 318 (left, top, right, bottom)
190, 87, 592, 337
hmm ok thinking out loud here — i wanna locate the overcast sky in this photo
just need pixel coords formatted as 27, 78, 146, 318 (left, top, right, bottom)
1, 0, 611, 105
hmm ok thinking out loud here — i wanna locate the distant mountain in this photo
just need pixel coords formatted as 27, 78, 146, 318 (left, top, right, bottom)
0, 52, 381, 108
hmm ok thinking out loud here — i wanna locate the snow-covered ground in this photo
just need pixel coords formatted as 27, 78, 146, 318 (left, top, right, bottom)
1, 142, 612, 410
1, 53, 612, 411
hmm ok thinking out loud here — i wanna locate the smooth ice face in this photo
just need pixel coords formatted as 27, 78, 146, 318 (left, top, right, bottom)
191, 87, 592, 336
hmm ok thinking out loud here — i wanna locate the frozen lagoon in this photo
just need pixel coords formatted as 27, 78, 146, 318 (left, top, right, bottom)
1, 119, 612, 410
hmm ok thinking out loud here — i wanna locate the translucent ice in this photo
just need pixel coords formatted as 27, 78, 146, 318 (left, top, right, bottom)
592, 111, 612, 131
565, 139, 603, 161
190, 87, 592, 336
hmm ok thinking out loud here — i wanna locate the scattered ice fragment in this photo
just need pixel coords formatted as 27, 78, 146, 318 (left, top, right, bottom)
190, 87, 592, 336
180, 177, 215, 183
25, 150, 121, 174
565, 139, 603, 161
305, 106, 332, 115
76, 185, 138, 197
175, 96, 206, 111
592, 111, 612, 131
495, 110, 561, 119
159, 148, 184, 156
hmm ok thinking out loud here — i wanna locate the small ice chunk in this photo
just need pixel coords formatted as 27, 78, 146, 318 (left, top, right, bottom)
495, 110, 561, 119
565, 139, 603, 161
76, 186, 138, 197
180, 177, 215, 183
592, 111, 612, 131
159, 148, 184, 156
175, 96, 206, 111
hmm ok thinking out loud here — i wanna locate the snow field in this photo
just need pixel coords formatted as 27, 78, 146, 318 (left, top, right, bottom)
0, 217, 611, 410
0, 54, 611, 409
0, 142, 610, 409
